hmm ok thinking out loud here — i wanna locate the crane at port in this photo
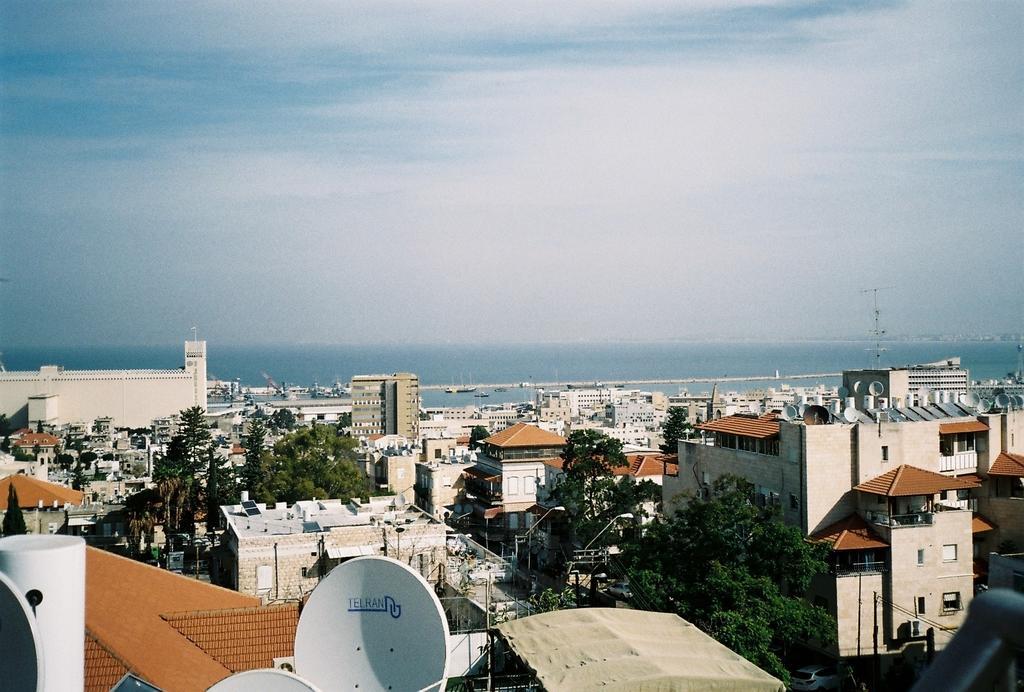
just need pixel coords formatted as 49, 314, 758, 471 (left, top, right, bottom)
261, 370, 281, 394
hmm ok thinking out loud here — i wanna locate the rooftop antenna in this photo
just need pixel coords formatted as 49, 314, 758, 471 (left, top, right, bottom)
860, 287, 893, 367
190, 325, 198, 342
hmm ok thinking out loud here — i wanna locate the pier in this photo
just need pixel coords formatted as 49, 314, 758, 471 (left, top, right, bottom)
420, 372, 841, 391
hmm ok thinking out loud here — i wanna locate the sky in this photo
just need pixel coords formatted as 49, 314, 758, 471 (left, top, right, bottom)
1, 0, 1021, 346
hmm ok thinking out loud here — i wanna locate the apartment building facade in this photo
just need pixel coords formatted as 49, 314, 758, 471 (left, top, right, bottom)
663, 401, 1024, 672
350, 372, 420, 439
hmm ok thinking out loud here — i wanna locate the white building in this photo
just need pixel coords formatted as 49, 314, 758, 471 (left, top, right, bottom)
0, 341, 207, 429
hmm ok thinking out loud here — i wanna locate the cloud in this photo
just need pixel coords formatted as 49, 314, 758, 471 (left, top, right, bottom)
1, 0, 1021, 345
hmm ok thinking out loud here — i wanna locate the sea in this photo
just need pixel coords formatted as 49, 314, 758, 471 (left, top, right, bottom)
2, 341, 1019, 408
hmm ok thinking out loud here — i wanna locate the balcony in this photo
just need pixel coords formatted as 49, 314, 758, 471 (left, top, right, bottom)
835, 561, 887, 576
936, 497, 978, 512
866, 510, 934, 528
939, 451, 977, 473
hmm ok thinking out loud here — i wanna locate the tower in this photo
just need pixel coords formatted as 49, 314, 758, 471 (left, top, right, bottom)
184, 340, 208, 411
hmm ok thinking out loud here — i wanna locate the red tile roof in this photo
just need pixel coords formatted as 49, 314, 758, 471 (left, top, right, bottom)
483, 423, 566, 448
13, 432, 60, 448
464, 465, 501, 483
163, 605, 298, 672
938, 420, 989, 435
85, 632, 130, 692
989, 452, 1024, 477
854, 464, 980, 497
972, 513, 997, 534
810, 514, 889, 551
0, 474, 84, 509
611, 453, 679, 478
697, 415, 780, 439
86, 547, 259, 691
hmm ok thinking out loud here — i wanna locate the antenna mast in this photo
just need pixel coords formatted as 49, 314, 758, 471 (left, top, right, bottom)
860, 287, 893, 366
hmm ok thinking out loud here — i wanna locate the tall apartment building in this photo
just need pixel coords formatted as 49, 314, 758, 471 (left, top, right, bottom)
350, 373, 420, 439
663, 400, 1024, 676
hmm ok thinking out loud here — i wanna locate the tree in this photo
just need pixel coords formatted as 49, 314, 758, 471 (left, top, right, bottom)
3, 484, 28, 536
240, 418, 268, 496
262, 425, 368, 504
660, 407, 692, 454
469, 425, 490, 450
151, 406, 215, 532
205, 449, 225, 534
0, 413, 10, 437
70, 458, 87, 491
527, 586, 576, 614
553, 429, 639, 545
620, 475, 834, 685
269, 408, 296, 432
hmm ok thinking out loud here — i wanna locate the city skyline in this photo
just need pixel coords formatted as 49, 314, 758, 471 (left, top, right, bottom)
2, 1, 1021, 347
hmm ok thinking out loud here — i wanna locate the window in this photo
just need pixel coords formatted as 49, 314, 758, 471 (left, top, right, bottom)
942, 592, 962, 612
942, 544, 958, 562
916, 596, 926, 615
256, 565, 273, 592
917, 549, 925, 566
881, 445, 889, 462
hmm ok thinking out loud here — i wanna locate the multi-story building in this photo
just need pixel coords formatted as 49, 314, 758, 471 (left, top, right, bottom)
463, 423, 566, 549
219, 494, 447, 601
664, 400, 1024, 674
350, 372, 420, 439
842, 358, 969, 408
0, 340, 207, 429
415, 454, 472, 520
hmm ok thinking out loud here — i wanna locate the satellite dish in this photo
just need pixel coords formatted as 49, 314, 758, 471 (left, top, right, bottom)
294, 556, 449, 692
0, 571, 44, 692
852, 381, 863, 394
978, 398, 993, 413
1014, 395, 1024, 409
207, 669, 321, 692
798, 404, 808, 417
837, 386, 849, 399
868, 381, 884, 396
781, 405, 798, 421
966, 392, 981, 407
994, 393, 1011, 409
803, 405, 830, 426
843, 407, 859, 424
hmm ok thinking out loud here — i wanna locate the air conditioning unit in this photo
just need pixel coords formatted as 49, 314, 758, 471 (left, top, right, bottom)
909, 619, 923, 638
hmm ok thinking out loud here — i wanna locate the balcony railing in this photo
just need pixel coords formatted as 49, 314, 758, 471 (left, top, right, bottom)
939, 451, 977, 473
936, 497, 978, 512
836, 561, 887, 576
867, 510, 934, 527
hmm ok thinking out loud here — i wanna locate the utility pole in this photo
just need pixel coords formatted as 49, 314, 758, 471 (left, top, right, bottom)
873, 591, 880, 690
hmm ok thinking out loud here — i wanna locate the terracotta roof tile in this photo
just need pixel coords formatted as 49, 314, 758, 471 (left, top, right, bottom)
0, 474, 84, 509
163, 605, 298, 672
85, 631, 130, 692
972, 513, 997, 534
464, 465, 500, 483
482, 423, 566, 448
86, 547, 259, 691
696, 415, 780, 439
13, 432, 60, 447
810, 514, 889, 551
611, 453, 679, 478
989, 452, 1024, 477
938, 420, 989, 435
854, 464, 980, 497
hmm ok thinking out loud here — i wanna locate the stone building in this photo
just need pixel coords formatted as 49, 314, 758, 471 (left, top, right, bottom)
219, 495, 447, 602
663, 401, 1024, 674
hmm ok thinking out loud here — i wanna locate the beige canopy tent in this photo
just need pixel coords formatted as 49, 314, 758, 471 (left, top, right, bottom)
496, 608, 785, 691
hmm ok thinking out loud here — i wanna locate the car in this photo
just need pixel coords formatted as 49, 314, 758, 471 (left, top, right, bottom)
789, 664, 840, 691
605, 581, 631, 600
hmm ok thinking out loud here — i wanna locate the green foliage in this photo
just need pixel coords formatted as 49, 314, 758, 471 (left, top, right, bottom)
240, 418, 268, 496
660, 406, 692, 453
620, 475, 834, 685
269, 408, 297, 431
70, 458, 87, 491
150, 406, 215, 533
3, 484, 28, 536
80, 450, 98, 466
13, 447, 36, 462
0, 414, 10, 437
337, 412, 352, 429
527, 586, 577, 614
552, 429, 658, 545
55, 453, 75, 469
205, 448, 227, 533
261, 425, 369, 503
469, 425, 489, 450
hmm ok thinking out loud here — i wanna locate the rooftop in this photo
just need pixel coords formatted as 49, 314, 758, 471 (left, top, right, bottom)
989, 451, 1024, 477
697, 415, 780, 439
13, 432, 61, 448
222, 495, 436, 539
810, 514, 889, 551
482, 423, 567, 449
0, 474, 84, 509
854, 464, 981, 497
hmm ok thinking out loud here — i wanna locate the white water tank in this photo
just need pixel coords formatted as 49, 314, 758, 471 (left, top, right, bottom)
0, 534, 85, 692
